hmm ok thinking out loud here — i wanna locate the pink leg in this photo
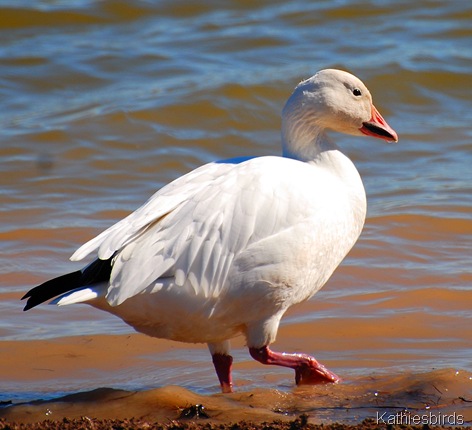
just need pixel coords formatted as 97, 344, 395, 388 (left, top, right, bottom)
212, 353, 233, 393
249, 346, 340, 385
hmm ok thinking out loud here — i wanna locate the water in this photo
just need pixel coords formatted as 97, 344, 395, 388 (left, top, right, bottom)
0, 0, 471, 424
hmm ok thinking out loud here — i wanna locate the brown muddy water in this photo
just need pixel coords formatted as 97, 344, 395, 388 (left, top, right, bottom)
0, 0, 471, 426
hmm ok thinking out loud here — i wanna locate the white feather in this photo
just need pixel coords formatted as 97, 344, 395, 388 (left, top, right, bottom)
58, 69, 399, 350
53, 288, 99, 306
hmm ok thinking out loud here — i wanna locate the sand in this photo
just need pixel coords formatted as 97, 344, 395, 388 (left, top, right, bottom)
1, 334, 471, 429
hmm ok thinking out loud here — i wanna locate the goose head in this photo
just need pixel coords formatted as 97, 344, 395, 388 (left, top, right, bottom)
282, 69, 398, 160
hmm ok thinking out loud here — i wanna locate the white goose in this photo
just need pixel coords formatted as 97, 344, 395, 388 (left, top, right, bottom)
23, 69, 398, 393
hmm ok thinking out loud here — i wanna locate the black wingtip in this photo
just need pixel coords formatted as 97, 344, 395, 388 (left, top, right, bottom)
23, 292, 48, 311
23, 301, 34, 312
22, 290, 36, 311
22, 284, 46, 310
21, 270, 83, 312
22, 258, 113, 312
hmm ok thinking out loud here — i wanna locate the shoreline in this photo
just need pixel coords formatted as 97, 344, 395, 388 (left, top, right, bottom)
2, 334, 471, 426
0, 414, 468, 430
1, 377, 470, 427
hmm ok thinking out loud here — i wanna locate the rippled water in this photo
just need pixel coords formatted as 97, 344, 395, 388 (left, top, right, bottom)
1, 0, 471, 421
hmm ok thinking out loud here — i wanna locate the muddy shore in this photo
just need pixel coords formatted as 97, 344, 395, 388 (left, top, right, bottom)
1, 334, 471, 428
0, 416, 468, 430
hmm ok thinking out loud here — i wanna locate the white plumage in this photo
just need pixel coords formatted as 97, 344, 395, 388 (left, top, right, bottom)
24, 69, 398, 392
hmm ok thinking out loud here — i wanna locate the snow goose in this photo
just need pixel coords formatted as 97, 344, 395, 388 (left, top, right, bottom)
23, 69, 398, 393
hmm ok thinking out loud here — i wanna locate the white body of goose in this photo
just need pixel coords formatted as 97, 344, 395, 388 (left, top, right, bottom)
24, 69, 398, 392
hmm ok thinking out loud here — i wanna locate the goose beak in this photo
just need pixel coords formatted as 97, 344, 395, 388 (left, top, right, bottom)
360, 104, 398, 143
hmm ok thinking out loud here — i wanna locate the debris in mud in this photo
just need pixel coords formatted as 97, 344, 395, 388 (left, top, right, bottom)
178, 404, 210, 419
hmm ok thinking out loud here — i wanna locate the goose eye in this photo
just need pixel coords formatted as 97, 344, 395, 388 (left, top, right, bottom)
353, 88, 362, 97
